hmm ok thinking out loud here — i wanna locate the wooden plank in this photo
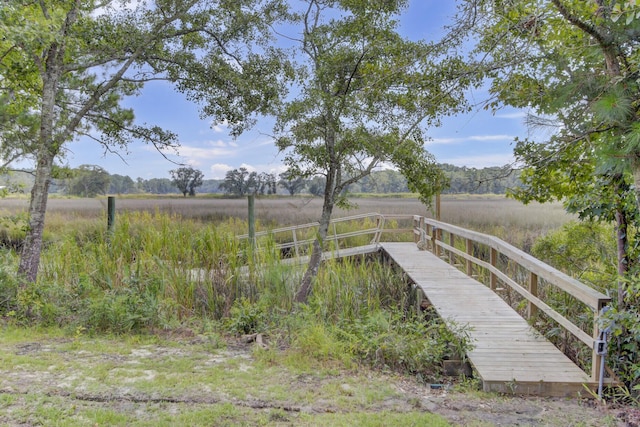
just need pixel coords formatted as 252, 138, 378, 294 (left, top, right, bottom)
380, 242, 592, 397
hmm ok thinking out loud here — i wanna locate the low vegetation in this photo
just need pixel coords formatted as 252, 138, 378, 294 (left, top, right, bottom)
1, 195, 636, 423
0, 198, 483, 378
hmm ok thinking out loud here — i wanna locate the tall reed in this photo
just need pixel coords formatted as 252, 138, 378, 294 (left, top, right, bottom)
0, 199, 543, 379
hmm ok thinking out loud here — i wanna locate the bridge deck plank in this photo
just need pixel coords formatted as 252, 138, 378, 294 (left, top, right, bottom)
380, 242, 594, 397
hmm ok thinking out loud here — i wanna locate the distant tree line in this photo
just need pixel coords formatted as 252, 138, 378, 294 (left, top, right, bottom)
7, 164, 520, 197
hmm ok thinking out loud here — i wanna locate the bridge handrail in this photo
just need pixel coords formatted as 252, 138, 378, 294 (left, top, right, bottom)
237, 212, 388, 255
237, 212, 611, 382
410, 214, 611, 382
412, 216, 610, 311
238, 212, 610, 314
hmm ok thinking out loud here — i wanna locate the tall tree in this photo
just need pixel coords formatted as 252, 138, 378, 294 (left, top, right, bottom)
109, 174, 136, 194
255, 172, 276, 195
464, 0, 640, 298
219, 167, 253, 196
274, 0, 474, 302
465, 0, 640, 386
279, 171, 306, 196
0, 0, 286, 283
170, 166, 204, 197
67, 164, 111, 197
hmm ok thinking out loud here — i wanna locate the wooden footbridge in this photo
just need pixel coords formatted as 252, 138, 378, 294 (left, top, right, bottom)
239, 213, 615, 397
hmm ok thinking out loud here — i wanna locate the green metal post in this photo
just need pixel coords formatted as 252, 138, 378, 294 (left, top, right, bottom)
107, 196, 115, 234
248, 194, 255, 249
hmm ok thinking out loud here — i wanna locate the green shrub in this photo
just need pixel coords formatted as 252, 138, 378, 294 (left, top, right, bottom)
225, 298, 268, 335
87, 286, 161, 334
531, 221, 640, 392
604, 270, 640, 393
336, 311, 472, 377
0, 213, 28, 251
532, 221, 616, 292
290, 322, 352, 366
0, 260, 19, 314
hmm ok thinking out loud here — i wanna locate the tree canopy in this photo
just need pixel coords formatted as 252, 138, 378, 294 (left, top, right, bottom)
465, 0, 640, 212
170, 166, 204, 197
464, 0, 640, 387
0, 0, 286, 282
274, 0, 476, 302
67, 165, 111, 197
219, 168, 277, 196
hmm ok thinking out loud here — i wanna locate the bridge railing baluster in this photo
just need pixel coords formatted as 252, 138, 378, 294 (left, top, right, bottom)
239, 212, 613, 386
410, 215, 612, 385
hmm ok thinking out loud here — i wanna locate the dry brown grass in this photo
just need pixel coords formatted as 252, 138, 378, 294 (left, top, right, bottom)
1, 194, 574, 248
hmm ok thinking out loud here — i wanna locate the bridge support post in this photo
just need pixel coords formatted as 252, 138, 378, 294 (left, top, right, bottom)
107, 196, 115, 235
248, 194, 255, 250
449, 232, 455, 265
528, 272, 538, 319
431, 227, 441, 257
490, 248, 498, 290
426, 224, 433, 251
591, 300, 609, 383
465, 239, 473, 276
415, 216, 425, 244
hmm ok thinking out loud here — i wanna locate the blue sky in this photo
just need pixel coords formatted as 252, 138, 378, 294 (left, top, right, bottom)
62, 1, 534, 180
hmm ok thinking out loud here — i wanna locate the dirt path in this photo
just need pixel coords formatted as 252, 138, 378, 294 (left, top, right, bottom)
0, 330, 633, 426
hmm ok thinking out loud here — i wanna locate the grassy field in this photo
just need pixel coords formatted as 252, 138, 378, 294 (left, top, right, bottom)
1, 194, 573, 249
1, 194, 621, 426
0, 326, 621, 427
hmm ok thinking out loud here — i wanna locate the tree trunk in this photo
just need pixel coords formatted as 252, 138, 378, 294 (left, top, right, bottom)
632, 161, 640, 217
294, 197, 333, 303
18, 148, 55, 283
17, 34, 63, 284
614, 208, 629, 310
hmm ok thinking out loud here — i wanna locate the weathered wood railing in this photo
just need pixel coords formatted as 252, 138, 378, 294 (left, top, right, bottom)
238, 212, 611, 384
237, 212, 389, 258
411, 215, 611, 384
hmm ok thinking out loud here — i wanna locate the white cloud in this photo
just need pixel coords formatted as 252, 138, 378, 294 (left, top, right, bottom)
495, 111, 527, 120
211, 121, 229, 133
428, 134, 515, 145
172, 144, 237, 159
209, 163, 233, 179
255, 138, 277, 147
185, 158, 202, 168
439, 153, 515, 168
468, 134, 515, 141
207, 162, 287, 179
207, 140, 228, 148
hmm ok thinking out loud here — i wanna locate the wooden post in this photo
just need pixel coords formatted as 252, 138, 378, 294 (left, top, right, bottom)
292, 229, 299, 258
449, 232, 455, 265
528, 272, 538, 319
107, 196, 115, 234
591, 300, 608, 382
248, 194, 255, 250
490, 248, 498, 290
465, 238, 473, 277
431, 227, 440, 257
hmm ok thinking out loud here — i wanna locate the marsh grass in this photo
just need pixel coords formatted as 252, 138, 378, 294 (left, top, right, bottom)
0, 195, 573, 381
2, 194, 572, 244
